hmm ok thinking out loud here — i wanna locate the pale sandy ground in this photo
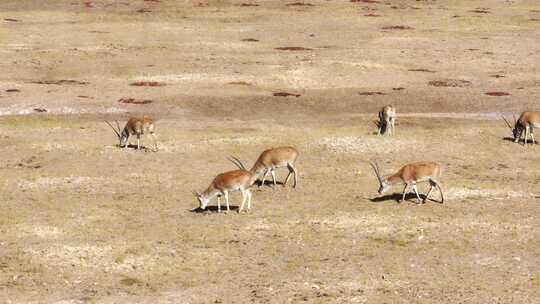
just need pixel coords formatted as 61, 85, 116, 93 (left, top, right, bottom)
1, 0, 540, 303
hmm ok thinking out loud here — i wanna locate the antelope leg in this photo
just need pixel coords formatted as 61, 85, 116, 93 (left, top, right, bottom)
224, 191, 230, 213
412, 184, 422, 204
401, 183, 409, 203
260, 169, 270, 187
238, 189, 247, 213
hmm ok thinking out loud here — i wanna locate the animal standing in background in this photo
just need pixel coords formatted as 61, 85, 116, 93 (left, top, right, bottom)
502, 112, 540, 146
105, 117, 158, 151
229, 147, 299, 188
377, 105, 396, 135
368, 161, 444, 204
194, 169, 256, 213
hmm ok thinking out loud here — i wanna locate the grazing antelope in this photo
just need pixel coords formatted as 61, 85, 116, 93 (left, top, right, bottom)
194, 168, 256, 213
369, 161, 444, 204
377, 105, 396, 135
229, 147, 299, 188
502, 112, 540, 146
105, 117, 158, 151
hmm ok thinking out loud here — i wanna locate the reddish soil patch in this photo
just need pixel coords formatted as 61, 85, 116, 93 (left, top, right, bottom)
228, 81, 253, 86
118, 98, 153, 105
275, 47, 313, 51
358, 91, 385, 96
129, 81, 166, 87
5, 89, 21, 93
485, 92, 510, 96
137, 8, 152, 13
351, 0, 380, 3
409, 68, 435, 73
286, 2, 314, 6
364, 13, 381, 17
382, 25, 414, 30
4, 18, 20, 22
241, 38, 259, 42
240, 3, 259, 6
273, 92, 301, 98
31, 80, 88, 85
428, 79, 471, 87
83, 1, 94, 8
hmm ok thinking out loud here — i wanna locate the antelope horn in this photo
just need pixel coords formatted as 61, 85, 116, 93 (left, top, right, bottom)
115, 120, 122, 134
513, 114, 517, 125
368, 160, 383, 184
105, 121, 121, 138
227, 156, 246, 171
501, 116, 512, 129
192, 190, 201, 197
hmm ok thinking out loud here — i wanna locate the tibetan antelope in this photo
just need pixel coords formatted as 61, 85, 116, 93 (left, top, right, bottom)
105, 117, 158, 151
229, 147, 299, 188
502, 112, 540, 146
368, 161, 444, 204
377, 105, 396, 135
194, 168, 256, 213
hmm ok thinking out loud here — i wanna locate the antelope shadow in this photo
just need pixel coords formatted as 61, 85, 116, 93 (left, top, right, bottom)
502, 137, 537, 145
370, 192, 442, 204
190, 205, 240, 213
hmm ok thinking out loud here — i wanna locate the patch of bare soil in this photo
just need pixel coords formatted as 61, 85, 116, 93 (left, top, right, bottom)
382, 25, 414, 30
428, 79, 471, 87
273, 92, 301, 97
358, 91, 385, 96
228, 81, 253, 86
275, 47, 313, 51
30, 80, 88, 85
129, 81, 166, 87
118, 98, 153, 104
409, 68, 436, 73
286, 2, 314, 6
351, 0, 380, 3
485, 91, 511, 96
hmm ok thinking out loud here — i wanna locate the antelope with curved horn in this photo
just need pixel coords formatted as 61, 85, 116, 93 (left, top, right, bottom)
105, 116, 158, 151
229, 147, 299, 188
368, 161, 444, 204
502, 112, 540, 146
194, 162, 256, 213
377, 105, 396, 135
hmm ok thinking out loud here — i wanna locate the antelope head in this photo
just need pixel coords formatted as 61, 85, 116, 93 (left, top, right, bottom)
369, 161, 390, 195
105, 120, 128, 147
193, 190, 209, 210
501, 115, 521, 142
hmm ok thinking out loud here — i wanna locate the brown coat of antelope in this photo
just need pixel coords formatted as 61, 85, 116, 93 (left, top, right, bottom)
229, 146, 299, 188
105, 117, 158, 151
502, 111, 540, 146
369, 161, 444, 204
194, 169, 256, 213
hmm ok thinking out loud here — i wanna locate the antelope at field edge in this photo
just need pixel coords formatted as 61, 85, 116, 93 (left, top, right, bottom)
369, 161, 444, 204
194, 168, 256, 213
502, 112, 540, 146
229, 147, 299, 188
105, 117, 158, 151
377, 105, 396, 135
